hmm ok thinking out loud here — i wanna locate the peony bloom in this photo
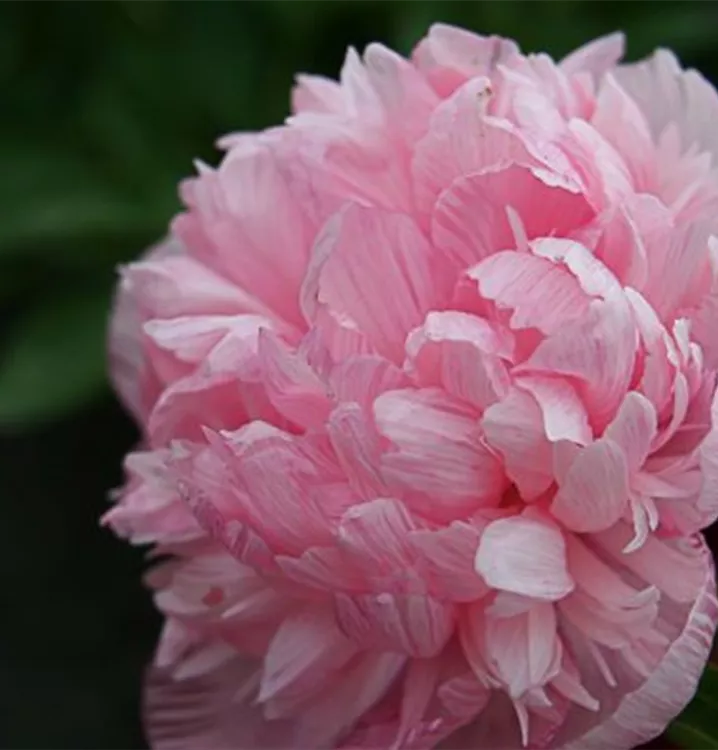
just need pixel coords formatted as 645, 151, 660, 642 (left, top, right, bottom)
105, 25, 718, 749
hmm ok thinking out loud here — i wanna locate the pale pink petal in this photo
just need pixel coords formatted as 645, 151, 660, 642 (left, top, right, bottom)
482, 387, 555, 500
603, 391, 657, 474
174, 146, 313, 327
514, 375, 592, 445
578, 203, 648, 288
483, 602, 562, 698
291, 652, 407, 748
560, 548, 717, 750
258, 603, 358, 717
301, 205, 443, 362
475, 514, 574, 601
409, 522, 490, 602
337, 497, 419, 586
412, 24, 520, 97
465, 251, 592, 335
412, 78, 533, 216
551, 439, 630, 533
329, 354, 409, 408
362, 43, 440, 144
518, 295, 638, 431
374, 389, 506, 518
405, 311, 512, 412
560, 33, 625, 80
592, 523, 709, 603
144, 655, 295, 750
590, 74, 655, 188
292, 74, 344, 115
148, 372, 250, 446
335, 591, 455, 657
121, 253, 260, 319
257, 330, 332, 431
326, 404, 386, 500
102, 450, 201, 545
432, 165, 594, 274
616, 48, 718, 159
640, 221, 713, 323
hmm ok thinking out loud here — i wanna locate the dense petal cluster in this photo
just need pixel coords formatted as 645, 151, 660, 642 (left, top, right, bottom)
106, 26, 718, 749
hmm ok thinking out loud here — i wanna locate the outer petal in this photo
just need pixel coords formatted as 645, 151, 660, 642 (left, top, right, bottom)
144, 654, 294, 750
174, 145, 313, 328
560, 546, 717, 750
412, 24, 520, 98
560, 33, 625, 81
616, 48, 718, 160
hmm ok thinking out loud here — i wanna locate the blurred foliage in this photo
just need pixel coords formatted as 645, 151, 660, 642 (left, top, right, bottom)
1, 1, 718, 747
3, 0, 718, 428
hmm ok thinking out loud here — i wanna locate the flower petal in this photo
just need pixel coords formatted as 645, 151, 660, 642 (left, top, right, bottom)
475, 514, 574, 601
374, 388, 506, 518
301, 205, 444, 362
551, 439, 630, 533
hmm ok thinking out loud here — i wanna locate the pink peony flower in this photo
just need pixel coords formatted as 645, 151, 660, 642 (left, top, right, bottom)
105, 25, 718, 749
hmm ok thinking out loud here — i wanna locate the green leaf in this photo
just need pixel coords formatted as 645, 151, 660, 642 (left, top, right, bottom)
666, 663, 718, 749
0, 285, 112, 427
0, 144, 167, 260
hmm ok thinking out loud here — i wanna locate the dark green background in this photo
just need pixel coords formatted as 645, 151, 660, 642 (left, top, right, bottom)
1, 2, 718, 748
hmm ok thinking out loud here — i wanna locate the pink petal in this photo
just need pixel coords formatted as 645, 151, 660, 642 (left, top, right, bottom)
144, 655, 295, 750
616, 48, 718, 160
592, 523, 710, 603
518, 295, 638, 432
301, 205, 443, 362
560, 547, 717, 750
361, 43, 440, 144
175, 146, 312, 327
483, 602, 562, 698
257, 330, 332, 431
412, 78, 533, 216
412, 24, 520, 98
603, 391, 657, 474
514, 375, 592, 445
121, 253, 263, 319
640, 221, 713, 323
291, 652, 407, 748
432, 165, 594, 274
230, 433, 341, 554
326, 403, 386, 500
580, 204, 648, 288
551, 439, 630, 533
258, 604, 358, 717
276, 545, 367, 592
475, 514, 574, 601
590, 74, 655, 189
374, 388, 506, 518
335, 591, 455, 657
148, 372, 250, 446
560, 33, 625, 80
465, 251, 592, 335
329, 354, 409, 408
405, 311, 512, 412
292, 74, 344, 115
409, 522, 490, 602
337, 497, 419, 585
482, 387, 555, 500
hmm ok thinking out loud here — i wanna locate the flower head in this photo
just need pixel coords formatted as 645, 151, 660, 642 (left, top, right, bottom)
106, 26, 718, 749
